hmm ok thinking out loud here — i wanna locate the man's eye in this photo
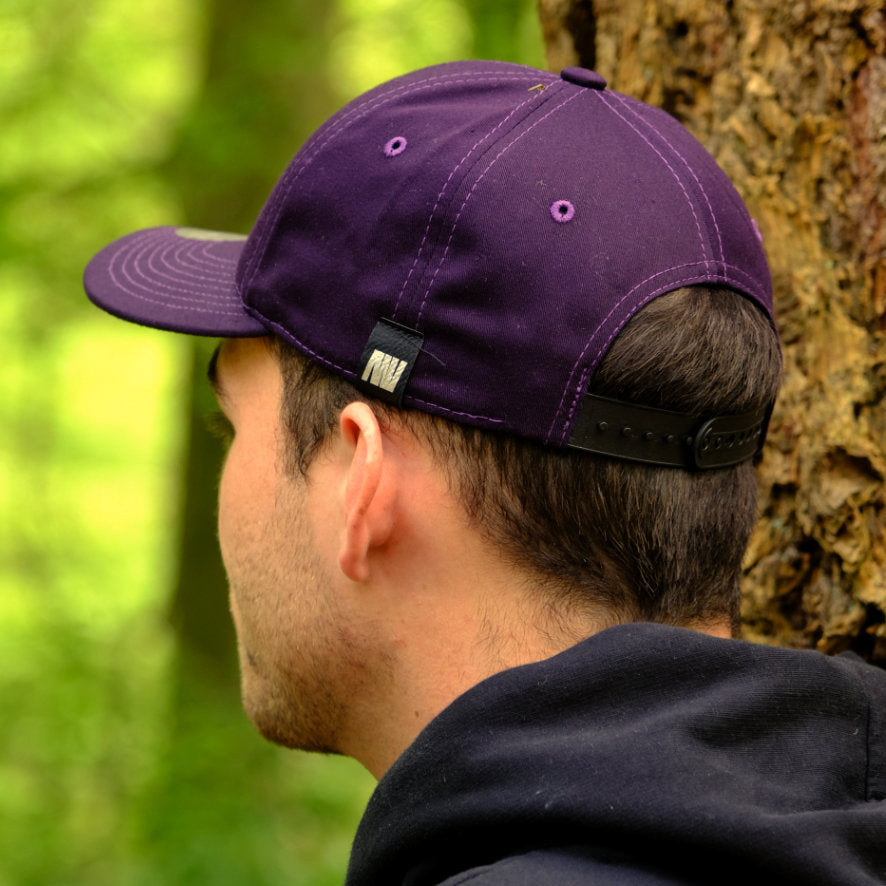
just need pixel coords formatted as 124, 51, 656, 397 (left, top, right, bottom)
206, 410, 235, 448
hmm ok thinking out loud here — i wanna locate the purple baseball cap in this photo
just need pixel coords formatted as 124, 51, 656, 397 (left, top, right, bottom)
84, 60, 776, 468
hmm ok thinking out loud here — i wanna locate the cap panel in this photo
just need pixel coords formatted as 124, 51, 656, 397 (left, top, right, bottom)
237, 63, 562, 389
385, 79, 565, 329
609, 92, 772, 308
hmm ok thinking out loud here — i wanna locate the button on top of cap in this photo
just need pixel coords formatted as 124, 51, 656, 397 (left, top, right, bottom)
560, 68, 607, 90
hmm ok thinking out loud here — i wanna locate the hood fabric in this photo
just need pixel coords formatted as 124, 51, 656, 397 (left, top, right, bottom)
346, 623, 886, 885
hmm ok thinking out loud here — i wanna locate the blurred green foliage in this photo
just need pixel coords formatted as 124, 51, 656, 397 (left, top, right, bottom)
0, 1, 543, 884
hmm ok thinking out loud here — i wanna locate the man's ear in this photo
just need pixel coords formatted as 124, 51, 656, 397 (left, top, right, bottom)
337, 402, 396, 582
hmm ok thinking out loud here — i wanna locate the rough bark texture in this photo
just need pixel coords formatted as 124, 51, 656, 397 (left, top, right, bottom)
537, 0, 886, 663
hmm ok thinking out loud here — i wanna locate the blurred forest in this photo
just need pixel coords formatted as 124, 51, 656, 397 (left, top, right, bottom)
5, 0, 885, 884
0, 1, 542, 884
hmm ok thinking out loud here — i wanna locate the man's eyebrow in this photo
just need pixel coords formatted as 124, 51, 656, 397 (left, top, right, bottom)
207, 343, 227, 400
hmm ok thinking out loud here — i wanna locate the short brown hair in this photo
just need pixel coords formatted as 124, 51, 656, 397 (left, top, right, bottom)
273, 287, 781, 630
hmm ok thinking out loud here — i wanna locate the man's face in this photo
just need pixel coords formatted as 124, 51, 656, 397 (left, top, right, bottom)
210, 337, 350, 754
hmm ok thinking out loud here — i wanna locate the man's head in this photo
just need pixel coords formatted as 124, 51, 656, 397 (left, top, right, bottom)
271, 284, 780, 635
84, 60, 781, 770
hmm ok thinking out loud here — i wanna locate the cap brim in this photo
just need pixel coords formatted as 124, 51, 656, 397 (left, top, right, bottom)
83, 226, 268, 337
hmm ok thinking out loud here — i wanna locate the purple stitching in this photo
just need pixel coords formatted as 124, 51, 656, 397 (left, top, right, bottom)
560, 366, 591, 443
391, 166, 462, 320
239, 70, 545, 299
607, 91, 725, 268
596, 92, 710, 264
415, 89, 582, 326
164, 243, 233, 281
132, 240, 234, 292
250, 306, 510, 426
407, 396, 505, 424
255, 313, 354, 376
391, 84, 551, 321
106, 231, 245, 316
242, 76, 470, 285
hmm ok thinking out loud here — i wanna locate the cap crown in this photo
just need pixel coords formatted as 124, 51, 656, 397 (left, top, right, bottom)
236, 61, 772, 446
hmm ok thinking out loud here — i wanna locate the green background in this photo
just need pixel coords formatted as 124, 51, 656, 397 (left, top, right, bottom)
0, 2, 543, 883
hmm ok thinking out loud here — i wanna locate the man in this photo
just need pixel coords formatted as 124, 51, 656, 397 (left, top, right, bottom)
84, 61, 885, 884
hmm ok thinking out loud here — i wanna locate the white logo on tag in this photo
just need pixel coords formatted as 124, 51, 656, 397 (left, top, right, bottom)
361, 349, 408, 393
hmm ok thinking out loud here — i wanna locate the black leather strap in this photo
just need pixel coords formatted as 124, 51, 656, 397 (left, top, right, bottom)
568, 394, 770, 470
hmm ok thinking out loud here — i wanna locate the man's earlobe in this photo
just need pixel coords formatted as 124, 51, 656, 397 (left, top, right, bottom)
337, 402, 395, 582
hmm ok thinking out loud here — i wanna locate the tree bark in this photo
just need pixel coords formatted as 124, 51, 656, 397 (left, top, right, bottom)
537, 0, 886, 663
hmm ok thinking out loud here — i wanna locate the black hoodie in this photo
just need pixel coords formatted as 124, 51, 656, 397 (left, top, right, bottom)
346, 623, 886, 885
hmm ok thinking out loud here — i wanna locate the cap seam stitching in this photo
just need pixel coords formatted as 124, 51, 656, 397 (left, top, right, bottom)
391, 86, 554, 323
414, 88, 583, 327
108, 232, 243, 313
596, 92, 712, 265
239, 70, 546, 299
606, 91, 727, 270
405, 396, 505, 425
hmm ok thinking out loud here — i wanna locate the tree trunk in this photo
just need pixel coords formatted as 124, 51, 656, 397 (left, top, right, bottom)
537, 0, 886, 663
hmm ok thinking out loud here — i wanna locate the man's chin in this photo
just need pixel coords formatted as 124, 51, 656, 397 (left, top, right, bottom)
249, 712, 342, 756
240, 677, 342, 755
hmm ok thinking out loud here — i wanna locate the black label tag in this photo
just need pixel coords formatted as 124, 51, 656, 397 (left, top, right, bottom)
356, 319, 424, 406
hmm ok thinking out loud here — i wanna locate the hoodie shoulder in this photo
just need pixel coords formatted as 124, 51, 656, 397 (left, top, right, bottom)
832, 651, 886, 801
